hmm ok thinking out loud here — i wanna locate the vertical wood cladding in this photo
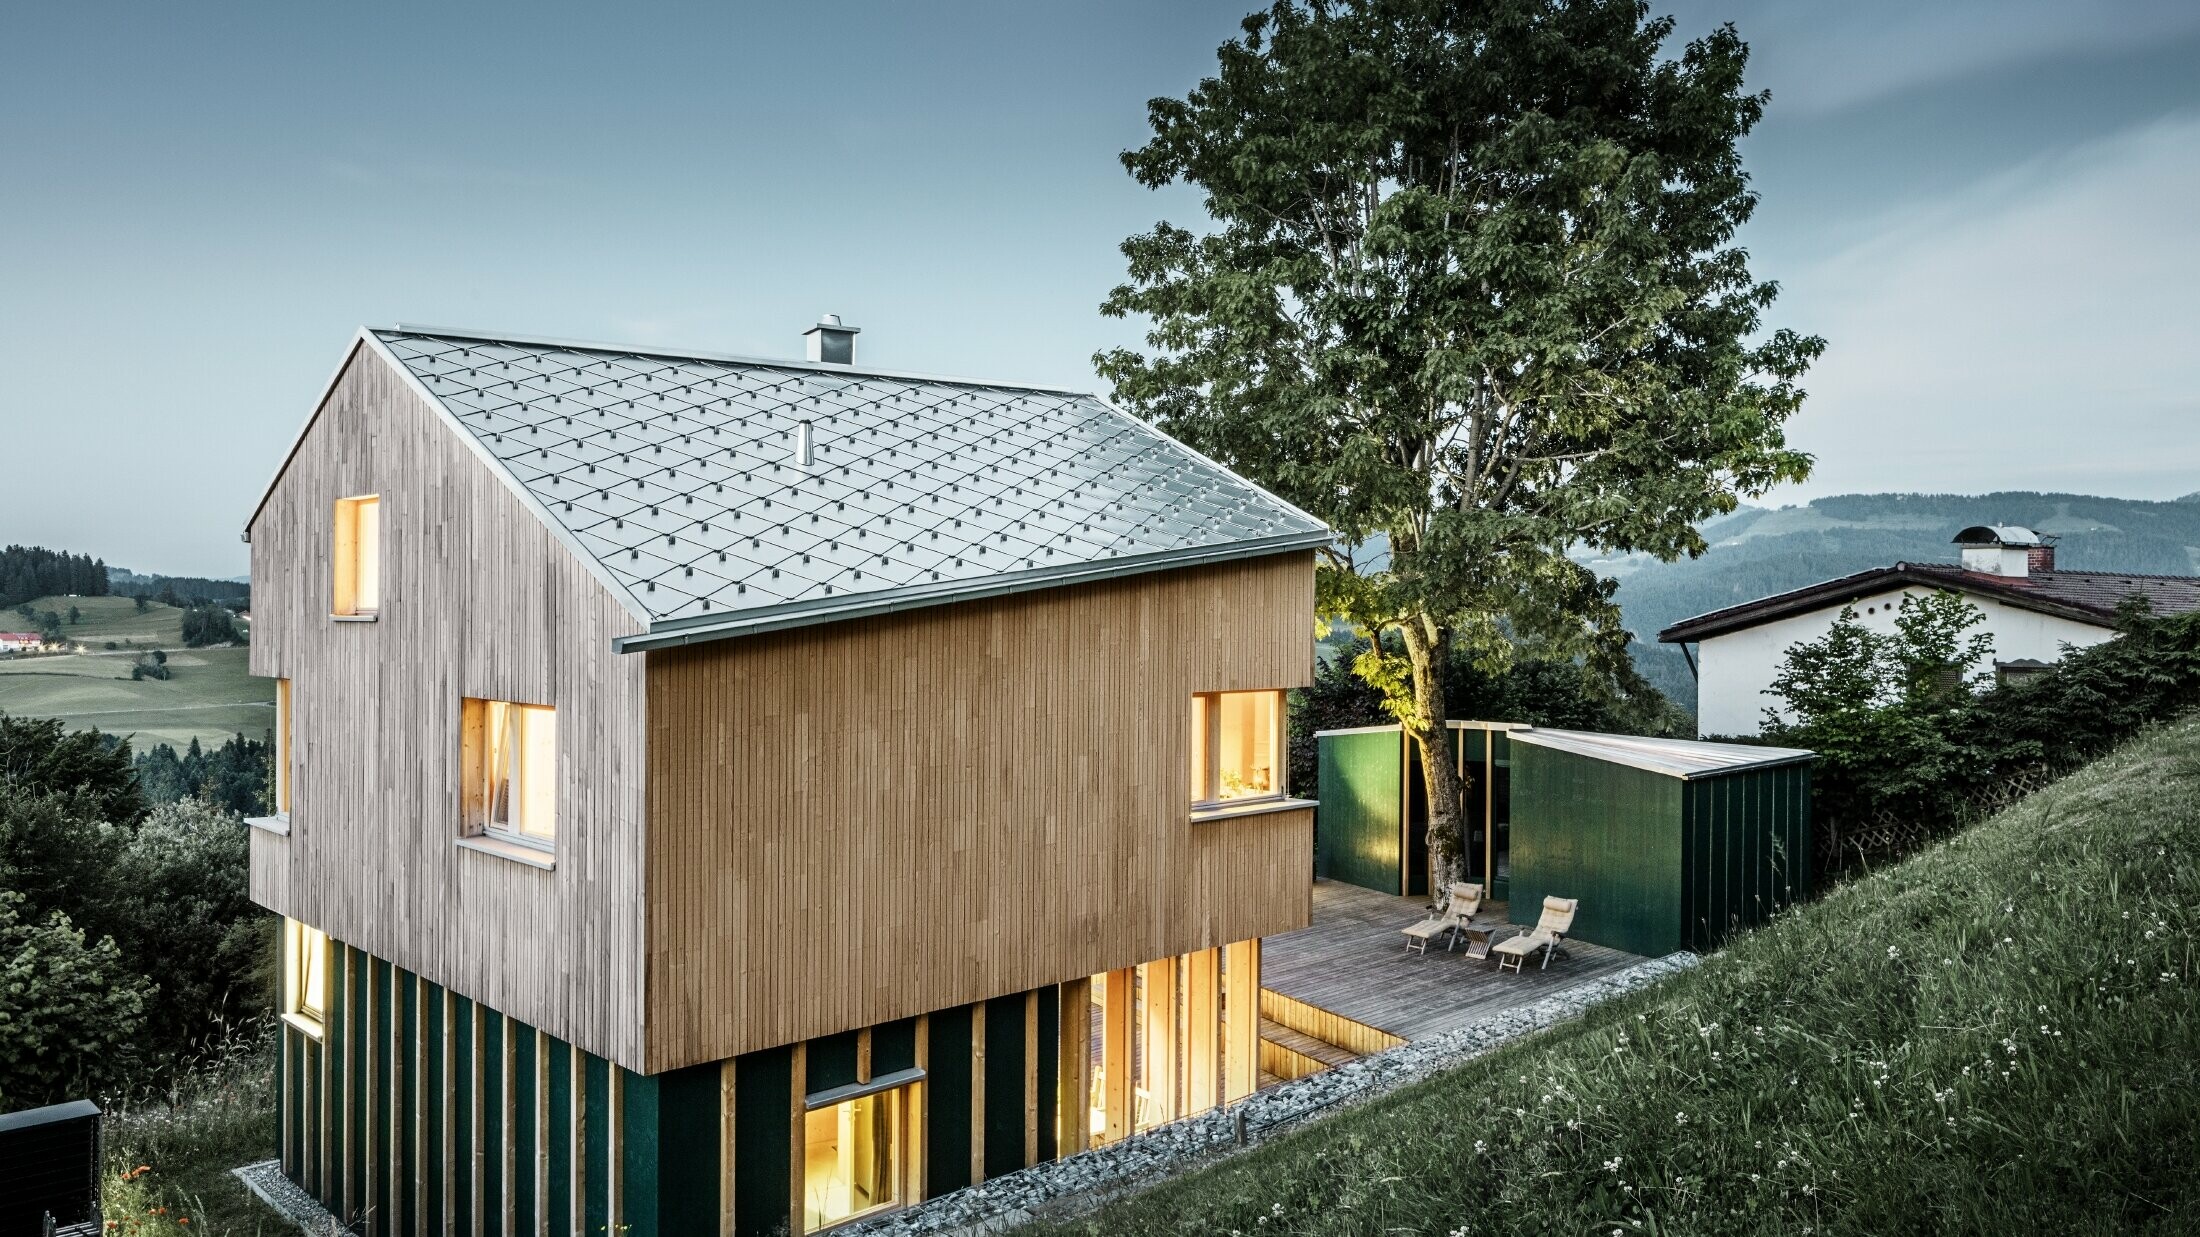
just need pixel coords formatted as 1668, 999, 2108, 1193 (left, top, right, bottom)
247, 340, 651, 1069
643, 551, 1318, 1070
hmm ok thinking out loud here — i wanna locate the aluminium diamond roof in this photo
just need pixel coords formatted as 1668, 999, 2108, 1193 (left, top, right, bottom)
354, 327, 1328, 650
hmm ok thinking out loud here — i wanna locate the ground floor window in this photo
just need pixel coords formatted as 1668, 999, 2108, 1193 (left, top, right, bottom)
803, 1084, 910, 1231
281, 918, 328, 1038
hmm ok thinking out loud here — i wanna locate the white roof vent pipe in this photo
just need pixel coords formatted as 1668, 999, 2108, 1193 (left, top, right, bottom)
794, 419, 815, 468
803, 313, 859, 365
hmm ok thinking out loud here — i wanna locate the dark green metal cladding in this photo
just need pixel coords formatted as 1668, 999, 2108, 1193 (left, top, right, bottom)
924, 1004, 974, 1197
732, 1046, 795, 1237
872, 1017, 919, 1075
1682, 762, 1812, 950
807, 1029, 862, 1093
1509, 746, 1686, 957
582, 1051, 610, 1232
450, 992, 474, 1234
1315, 729, 1404, 893
423, 979, 445, 1230
371, 958, 394, 1231
480, 1011, 503, 1223
1035, 989, 1060, 1164
349, 948, 368, 1219
629, 1063, 721, 1237
545, 1038, 572, 1237
509, 1020, 537, 1237
982, 994, 1028, 1179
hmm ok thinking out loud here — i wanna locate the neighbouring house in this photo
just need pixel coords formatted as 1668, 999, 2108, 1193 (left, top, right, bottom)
243, 318, 1328, 1236
0, 631, 45, 653
1661, 525, 2200, 737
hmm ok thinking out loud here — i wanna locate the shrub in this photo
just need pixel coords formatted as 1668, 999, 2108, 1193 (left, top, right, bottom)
0, 891, 154, 1108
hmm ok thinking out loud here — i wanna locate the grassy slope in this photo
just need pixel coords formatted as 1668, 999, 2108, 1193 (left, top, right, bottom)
0, 596, 272, 749
101, 1036, 285, 1236
1033, 718, 2200, 1236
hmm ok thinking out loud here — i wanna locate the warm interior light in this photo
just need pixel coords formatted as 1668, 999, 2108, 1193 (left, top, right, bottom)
803, 1088, 903, 1231
1193, 690, 1281, 802
483, 701, 556, 845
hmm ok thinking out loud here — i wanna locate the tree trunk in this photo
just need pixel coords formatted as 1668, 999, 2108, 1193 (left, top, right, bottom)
1398, 619, 1465, 902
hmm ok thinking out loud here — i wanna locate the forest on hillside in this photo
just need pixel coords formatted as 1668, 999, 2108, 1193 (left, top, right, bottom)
0, 545, 109, 610
1606, 491, 2200, 709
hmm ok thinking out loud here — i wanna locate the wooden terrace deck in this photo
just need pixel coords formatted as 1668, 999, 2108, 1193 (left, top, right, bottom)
1260, 880, 1647, 1043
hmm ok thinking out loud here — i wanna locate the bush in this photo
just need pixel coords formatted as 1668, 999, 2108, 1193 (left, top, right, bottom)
0, 891, 154, 1108
179, 605, 244, 648
110, 799, 273, 1053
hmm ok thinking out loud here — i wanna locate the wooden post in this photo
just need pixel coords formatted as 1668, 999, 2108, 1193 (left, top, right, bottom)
969, 1003, 987, 1184
567, 1047, 585, 1237
911, 1015, 930, 1203
787, 1042, 806, 1237
442, 990, 458, 1237
1141, 956, 1178, 1124
502, 1016, 517, 1237
718, 1060, 737, 1237
416, 977, 429, 1237
1056, 978, 1091, 1156
1184, 948, 1221, 1116
341, 949, 355, 1226
1222, 939, 1261, 1102
607, 1067, 625, 1234
470, 1002, 486, 1237
1100, 969, 1133, 1144
1023, 990, 1040, 1167
536, 1028, 551, 1237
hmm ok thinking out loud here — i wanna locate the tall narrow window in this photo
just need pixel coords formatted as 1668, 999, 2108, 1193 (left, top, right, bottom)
1191, 690, 1283, 804
463, 698, 557, 849
333, 494, 381, 616
803, 1085, 910, 1231
281, 918, 328, 1038
274, 678, 292, 816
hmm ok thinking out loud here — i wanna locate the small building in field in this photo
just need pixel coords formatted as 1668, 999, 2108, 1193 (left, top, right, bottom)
0, 632, 44, 653
1662, 525, 2200, 737
1314, 723, 1813, 956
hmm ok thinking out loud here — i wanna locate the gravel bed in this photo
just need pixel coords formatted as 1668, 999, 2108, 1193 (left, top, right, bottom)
232, 1159, 348, 1235
843, 951, 1701, 1236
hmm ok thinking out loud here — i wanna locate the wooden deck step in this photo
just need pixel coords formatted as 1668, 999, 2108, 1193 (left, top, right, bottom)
1258, 1016, 1360, 1081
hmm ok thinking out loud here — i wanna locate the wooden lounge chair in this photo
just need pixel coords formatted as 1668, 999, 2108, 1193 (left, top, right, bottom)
1401, 883, 1484, 955
1492, 896, 1578, 973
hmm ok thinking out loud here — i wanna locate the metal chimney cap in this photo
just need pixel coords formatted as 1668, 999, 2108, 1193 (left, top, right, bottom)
804, 314, 860, 336
804, 314, 859, 365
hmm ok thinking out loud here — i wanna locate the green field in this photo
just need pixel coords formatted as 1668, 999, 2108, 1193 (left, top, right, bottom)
1034, 717, 2200, 1235
0, 595, 271, 751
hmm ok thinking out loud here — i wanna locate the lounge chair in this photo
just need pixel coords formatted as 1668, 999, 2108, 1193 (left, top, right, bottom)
1491, 896, 1578, 973
1401, 882, 1484, 955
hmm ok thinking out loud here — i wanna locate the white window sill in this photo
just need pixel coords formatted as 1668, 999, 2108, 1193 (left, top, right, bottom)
1190, 796, 1318, 824
245, 813, 291, 837
330, 613, 378, 623
456, 834, 556, 870
280, 1011, 326, 1042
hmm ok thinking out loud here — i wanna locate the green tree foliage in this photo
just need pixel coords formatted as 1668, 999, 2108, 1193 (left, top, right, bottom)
0, 712, 144, 823
0, 544, 110, 610
134, 734, 271, 815
0, 713, 272, 1105
1100, 0, 1819, 888
1288, 633, 1685, 802
1765, 598, 2200, 872
130, 654, 173, 681
0, 891, 154, 1108
179, 604, 245, 647
133, 593, 150, 613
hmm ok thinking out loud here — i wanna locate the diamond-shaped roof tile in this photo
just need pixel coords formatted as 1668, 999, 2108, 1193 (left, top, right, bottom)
366, 326, 1328, 648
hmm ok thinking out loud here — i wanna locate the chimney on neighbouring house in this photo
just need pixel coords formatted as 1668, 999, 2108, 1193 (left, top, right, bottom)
1953, 524, 2047, 577
803, 313, 859, 365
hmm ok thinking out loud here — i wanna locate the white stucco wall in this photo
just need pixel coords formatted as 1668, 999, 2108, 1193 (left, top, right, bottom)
1690, 586, 2116, 737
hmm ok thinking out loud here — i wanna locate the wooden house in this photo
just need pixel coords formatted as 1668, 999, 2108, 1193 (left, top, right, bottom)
242, 320, 1327, 1236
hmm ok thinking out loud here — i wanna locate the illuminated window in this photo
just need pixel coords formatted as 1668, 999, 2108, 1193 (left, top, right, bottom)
463, 698, 557, 849
333, 495, 381, 616
274, 678, 292, 816
803, 1086, 909, 1231
1191, 690, 1283, 804
282, 919, 328, 1038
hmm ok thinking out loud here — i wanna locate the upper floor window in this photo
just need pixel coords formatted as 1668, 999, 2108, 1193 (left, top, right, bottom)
274, 678, 292, 816
1191, 690, 1283, 804
281, 918, 328, 1038
333, 494, 381, 616
463, 698, 557, 849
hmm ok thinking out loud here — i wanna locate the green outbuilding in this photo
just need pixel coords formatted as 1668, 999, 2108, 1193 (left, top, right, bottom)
1314, 723, 1814, 956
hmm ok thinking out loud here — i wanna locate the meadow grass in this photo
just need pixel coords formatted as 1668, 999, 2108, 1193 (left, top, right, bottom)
100, 1027, 285, 1236
12, 593, 190, 644
0, 643, 273, 749
1028, 717, 2200, 1236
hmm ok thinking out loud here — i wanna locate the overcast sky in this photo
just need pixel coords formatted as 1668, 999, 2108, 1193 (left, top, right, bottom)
3, 1, 2196, 577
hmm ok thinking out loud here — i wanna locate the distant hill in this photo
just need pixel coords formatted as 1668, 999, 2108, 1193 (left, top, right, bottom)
1599, 491, 2200, 711
107, 566, 250, 604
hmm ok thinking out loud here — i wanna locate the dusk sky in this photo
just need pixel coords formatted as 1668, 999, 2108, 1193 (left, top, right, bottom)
4, 1, 2197, 577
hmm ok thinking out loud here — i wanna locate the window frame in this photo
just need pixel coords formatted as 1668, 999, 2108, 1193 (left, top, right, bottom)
332, 494, 382, 618
281, 918, 328, 1040
801, 1077, 920, 1233
1189, 689, 1287, 809
461, 696, 559, 854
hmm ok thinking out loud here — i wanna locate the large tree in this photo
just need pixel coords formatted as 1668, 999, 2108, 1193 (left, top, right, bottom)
1099, 0, 1821, 892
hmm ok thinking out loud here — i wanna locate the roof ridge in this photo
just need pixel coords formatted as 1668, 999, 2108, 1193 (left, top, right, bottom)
380, 323, 1092, 398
